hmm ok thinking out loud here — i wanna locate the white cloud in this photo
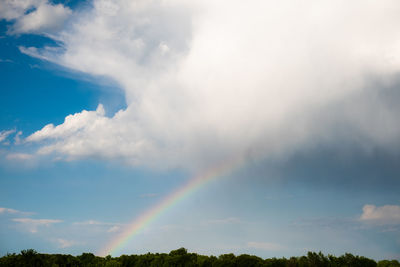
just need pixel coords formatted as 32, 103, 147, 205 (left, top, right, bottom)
0, 59, 14, 63
73, 220, 121, 226
203, 217, 241, 225
0, 0, 72, 34
73, 219, 122, 233
13, 218, 62, 233
27, 104, 106, 143
0, 207, 19, 214
246, 241, 284, 251
6, 153, 33, 161
107, 225, 120, 233
360, 204, 400, 225
0, 129, 15, 143
140, 193, 158, 198
0, 207, 33, 215
12, 2, 72, 34
0, 0, 43, 20
56, 238, 76, 248
14, 131, 23, 145
17, 0, 400, 169
73, 220, 105, 226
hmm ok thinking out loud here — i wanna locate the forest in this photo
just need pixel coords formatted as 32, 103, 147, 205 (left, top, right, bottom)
0, 248, 399, 267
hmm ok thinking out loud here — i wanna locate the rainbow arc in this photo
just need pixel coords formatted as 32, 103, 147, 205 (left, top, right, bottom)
99, 156, 244, 256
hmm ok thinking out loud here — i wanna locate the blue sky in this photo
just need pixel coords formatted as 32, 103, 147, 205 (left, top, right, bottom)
1, 0, 400, 260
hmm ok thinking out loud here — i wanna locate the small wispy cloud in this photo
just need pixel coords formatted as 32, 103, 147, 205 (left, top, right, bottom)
73, 220, 122, 233
73, 220, 105, 226
73, 220, 120, 226
246, 241, 284, 251
202, 217, 241, 225
55, 238, 76, 248
139, 193, 158, 198
107, 225, 120, 233
290, 216, 353, 229
0, 207, 19, 214
6, 153, 33, 161
0, 59, 13, 63
14, 131, 22, 145
0, 207, 33, 216
13, 218, 62, 233
28, 64, 41, 69
0, 129, 15, 143
360, 204, 400, 225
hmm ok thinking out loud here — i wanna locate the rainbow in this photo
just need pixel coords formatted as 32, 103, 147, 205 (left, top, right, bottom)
99, 156, 244, 256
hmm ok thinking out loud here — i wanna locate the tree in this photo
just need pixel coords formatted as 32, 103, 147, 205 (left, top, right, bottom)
378, 260, 400, 267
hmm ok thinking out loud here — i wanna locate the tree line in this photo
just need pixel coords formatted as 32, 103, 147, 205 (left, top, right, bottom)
0, 248, 399, 267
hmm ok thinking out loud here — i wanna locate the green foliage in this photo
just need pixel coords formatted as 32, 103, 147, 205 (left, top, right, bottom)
378, 260, 400, 267
0, 248, 398, 267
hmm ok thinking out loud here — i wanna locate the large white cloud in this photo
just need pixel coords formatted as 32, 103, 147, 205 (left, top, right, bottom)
18, 0, 400, 169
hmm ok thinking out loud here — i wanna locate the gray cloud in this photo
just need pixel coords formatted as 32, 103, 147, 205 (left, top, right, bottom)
13, 0, 400, 170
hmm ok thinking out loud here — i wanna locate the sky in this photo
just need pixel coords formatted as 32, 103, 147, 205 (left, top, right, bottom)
0, 0, 400, 260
